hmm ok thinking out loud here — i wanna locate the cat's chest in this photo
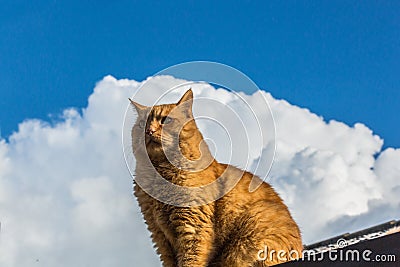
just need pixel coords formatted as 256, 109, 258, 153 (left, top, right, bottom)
136, 159, 181, 180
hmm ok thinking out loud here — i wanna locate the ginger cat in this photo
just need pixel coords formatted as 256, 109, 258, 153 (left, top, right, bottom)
130, 89, 302, 267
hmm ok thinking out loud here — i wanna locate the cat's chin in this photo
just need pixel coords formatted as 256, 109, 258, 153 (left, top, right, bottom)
145, 136, 161, 146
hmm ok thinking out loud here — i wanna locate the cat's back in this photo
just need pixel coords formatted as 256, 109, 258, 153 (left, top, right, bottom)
213, 163, 303, 254
215, 163, 284, 206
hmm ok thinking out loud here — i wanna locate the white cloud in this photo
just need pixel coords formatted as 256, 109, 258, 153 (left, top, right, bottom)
0, 75, 399, 266
0, 76, 159, 267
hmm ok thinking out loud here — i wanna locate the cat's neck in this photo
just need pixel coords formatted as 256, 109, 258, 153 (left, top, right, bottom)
180, 130, 209, 159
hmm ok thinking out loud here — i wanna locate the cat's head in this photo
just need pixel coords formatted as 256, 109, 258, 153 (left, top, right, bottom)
130, 89, 199, 159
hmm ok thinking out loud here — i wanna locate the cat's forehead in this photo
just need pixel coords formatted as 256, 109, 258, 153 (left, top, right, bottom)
149, 103, 176, 117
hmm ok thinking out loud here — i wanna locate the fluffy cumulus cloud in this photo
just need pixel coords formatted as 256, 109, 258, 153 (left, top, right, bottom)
0, 75, 399, 266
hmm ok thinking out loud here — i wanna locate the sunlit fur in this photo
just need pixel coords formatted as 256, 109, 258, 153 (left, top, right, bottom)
131, 90, 303, 267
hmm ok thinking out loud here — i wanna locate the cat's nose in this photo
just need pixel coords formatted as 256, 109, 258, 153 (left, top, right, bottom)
146, 128, 156, 136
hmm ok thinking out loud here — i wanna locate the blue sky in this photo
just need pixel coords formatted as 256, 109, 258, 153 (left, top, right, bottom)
0, 1, 399, 147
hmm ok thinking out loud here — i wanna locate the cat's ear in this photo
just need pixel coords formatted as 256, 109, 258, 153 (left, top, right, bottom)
177, 89, 193, 111
129, 98, 147, 113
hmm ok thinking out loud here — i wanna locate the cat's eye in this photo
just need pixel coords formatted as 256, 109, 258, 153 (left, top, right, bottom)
161, 116, 173, 124
138, 120, 145, 128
